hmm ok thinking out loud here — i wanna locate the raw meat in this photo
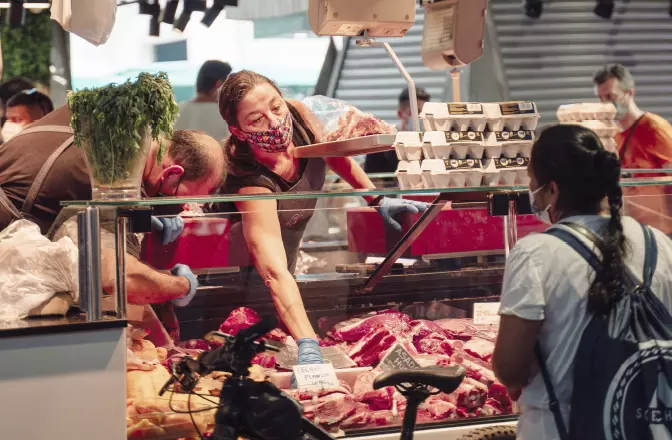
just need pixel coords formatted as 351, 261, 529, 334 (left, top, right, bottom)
462, 338, 495, 363
356, 387, 394, 411
422, 399, 460, 420
286, 381, 352, 401
413, 354, 453, 368
218, 307, 288, 343
251, 353, 276, 369
219, 307, 260, 335
324, 108, 397, 143
340, 405, 373, 429
348, 327, 398, 367
312, 394, 358, 426
415, 335, 457, 356
331, 311, 411, 342
487, 382, 513, 413
435, 318, 499, 342
369, 410, 395, 427
441, 378, 488, 409
410, 319, 449, 341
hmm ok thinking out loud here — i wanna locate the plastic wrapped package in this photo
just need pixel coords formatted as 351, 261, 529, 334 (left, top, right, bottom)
0, 220, 78, 322
302, 96, 397, 142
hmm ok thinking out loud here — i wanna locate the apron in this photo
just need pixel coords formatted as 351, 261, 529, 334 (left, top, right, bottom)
228, 125, 327, 273
0, 125, 75, 229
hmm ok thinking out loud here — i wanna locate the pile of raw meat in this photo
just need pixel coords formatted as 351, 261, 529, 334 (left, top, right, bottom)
324, 108, 397, 143
177, 307, 513, 433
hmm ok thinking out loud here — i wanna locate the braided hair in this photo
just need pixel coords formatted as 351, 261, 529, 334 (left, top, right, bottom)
531, 124, 628, 314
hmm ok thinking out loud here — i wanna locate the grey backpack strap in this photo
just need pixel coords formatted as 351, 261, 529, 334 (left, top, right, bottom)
0, 185, 22, 220
21, 135, 75, 215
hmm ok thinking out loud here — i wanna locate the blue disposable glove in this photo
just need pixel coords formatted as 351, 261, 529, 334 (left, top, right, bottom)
170, 264, 198, 307
291, 338, 324, 389
151, 216, 185, 245
376, 197, 429, 232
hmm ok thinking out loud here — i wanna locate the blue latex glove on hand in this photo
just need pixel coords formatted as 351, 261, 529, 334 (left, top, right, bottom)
151, 216, 185, 245
377, 197, 429, 232
170, 264, 198, 307
291, 338, 324, 389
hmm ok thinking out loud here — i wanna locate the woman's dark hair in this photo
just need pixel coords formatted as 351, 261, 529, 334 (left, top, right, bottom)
218, 70, 316, 177
531, 124, 627, 314
6, 88, 54, 118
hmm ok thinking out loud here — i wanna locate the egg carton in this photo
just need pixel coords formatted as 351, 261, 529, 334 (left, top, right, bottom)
420, 102, 488, 132
576, 119, 620, 138
557, 102, 617, 122
394, 131, 424, 161
485, 130, 535, 159
422, 131, 486, 160
483, 102, 540, 132
420, 158, 485, 188
396, 160, 424, 189
483, 157, 530, 186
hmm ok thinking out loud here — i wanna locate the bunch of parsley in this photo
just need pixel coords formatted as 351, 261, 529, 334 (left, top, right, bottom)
68, 72, 179, 185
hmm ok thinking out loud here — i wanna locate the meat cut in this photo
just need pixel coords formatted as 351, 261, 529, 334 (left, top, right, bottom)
324, 109, 397, 143
330, 310, 411, 342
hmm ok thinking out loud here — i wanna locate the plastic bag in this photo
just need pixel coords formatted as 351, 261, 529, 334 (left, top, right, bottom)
0, 220, 78, 322
302, 95, 397, 142
51, 0, 117, 46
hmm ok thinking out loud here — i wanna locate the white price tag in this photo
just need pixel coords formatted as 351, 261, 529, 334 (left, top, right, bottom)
519, 102, 534, 111
467, 103, 483, 113
293, 364, 339, 390
473, 302, 501, 325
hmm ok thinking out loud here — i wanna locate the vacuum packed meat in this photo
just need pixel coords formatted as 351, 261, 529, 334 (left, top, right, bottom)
324, 109, 397, 143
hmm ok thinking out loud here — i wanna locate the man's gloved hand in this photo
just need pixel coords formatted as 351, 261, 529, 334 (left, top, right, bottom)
171, 264, 198, 307
291, 338, 324, 389
151, 216, 185, 245
376, 197, 429, 232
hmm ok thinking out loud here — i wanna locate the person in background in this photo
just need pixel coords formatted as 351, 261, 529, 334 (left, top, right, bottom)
0, 76, 35, 139
364, 86, 431, 174
492, 124, 672, 439
1, 89, 54, 142
594, 63, 672, 235
175, 60, 232, 140
593, 64, 672, 169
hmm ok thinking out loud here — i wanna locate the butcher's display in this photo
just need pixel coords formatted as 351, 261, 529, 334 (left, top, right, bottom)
156, 307, 514, 437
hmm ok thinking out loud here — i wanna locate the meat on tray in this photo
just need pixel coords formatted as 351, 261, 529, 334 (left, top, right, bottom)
195, 307, 513, 433
323, 108, 397, 143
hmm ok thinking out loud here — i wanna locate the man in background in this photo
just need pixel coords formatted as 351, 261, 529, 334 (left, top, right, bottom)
2, 88, 54, 141
175, 60, 232, 141
593, 64, 672, 169
0, 77, 35, 140
364, 86, 431, 174
593, 63, 672, 235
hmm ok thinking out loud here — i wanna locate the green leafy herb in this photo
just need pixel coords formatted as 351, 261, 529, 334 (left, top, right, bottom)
67, 72, 179, 185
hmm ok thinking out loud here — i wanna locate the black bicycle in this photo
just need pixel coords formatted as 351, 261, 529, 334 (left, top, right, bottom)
160, 316, 499, 440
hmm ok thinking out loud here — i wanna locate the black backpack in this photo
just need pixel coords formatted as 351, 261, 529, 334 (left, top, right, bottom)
536, 222, 672, 440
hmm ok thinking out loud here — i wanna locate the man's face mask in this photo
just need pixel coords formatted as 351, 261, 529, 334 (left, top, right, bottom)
612, 94, 629, 121
1, 121, 24, 142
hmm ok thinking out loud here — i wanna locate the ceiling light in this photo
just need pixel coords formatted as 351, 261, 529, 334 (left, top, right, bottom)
174, 0, 205, 33
201, 0, 236, 27
139, 0, 159, 15
523, 0, 542, 18
594, 0, 614, 19
161, 0, 179, 24
7, 0, 25, 27
22, 0, 49, 8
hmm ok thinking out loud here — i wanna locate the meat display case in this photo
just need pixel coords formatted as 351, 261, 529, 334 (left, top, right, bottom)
57, 176, 672, 440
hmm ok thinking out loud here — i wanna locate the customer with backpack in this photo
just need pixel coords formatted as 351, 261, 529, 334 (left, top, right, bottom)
492, 124, 672, 440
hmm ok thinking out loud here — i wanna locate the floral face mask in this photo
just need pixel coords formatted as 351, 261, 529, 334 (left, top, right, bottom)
240, 113, 293, 153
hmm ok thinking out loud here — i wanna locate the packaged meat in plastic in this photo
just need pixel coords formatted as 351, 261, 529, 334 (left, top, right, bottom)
302, 95, 397, 142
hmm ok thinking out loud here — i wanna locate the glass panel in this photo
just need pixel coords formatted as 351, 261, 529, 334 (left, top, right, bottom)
622, 183, 672, 236
89, 193, 531, 432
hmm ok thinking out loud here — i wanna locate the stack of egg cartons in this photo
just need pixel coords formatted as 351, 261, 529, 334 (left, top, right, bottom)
556, 103, 619, 153
394, 101, 540, 189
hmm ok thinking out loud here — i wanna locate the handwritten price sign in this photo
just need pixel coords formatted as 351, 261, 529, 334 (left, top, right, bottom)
293, 364, 339, 390
473, 302, 501, 325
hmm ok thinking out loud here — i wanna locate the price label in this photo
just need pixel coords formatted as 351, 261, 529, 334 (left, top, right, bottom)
473, 302, 501, 325
380, 343, 421, 372
293, 364, 339, 390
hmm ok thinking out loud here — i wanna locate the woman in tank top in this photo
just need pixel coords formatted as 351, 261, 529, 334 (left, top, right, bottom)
217, 70, 427, 366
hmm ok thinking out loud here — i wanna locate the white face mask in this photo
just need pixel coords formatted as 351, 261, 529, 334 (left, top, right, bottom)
1, 122, 23, 142
529, 184, 552, 225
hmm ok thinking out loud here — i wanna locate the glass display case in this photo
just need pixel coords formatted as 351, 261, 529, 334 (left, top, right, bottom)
60, 175, 672, 440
